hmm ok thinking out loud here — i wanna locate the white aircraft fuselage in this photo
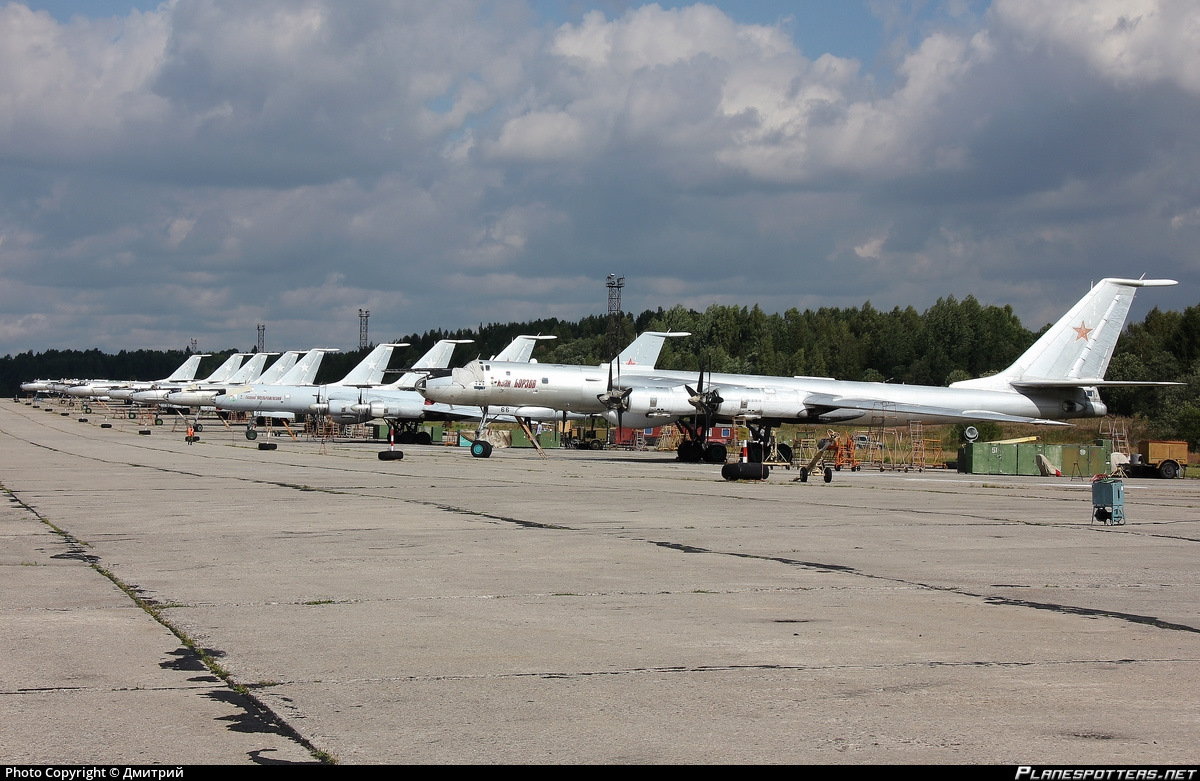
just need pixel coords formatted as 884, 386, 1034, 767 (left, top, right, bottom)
421, 361, 1102, 428
420, 278, 1176, 434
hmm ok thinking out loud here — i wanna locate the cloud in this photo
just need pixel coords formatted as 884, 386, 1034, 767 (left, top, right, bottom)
994, 0, 1200, 93
0, 0, 1197, 356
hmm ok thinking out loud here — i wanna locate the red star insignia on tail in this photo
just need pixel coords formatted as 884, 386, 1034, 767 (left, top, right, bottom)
1072, 321, 1092, 341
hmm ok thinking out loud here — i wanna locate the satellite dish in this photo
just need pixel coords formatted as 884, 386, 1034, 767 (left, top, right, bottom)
964, 425, 979, 443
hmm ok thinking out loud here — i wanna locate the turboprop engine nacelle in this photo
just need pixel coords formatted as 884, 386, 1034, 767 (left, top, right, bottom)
710, 386, 812, 421
611, 386, 705, 429
614, 384, 815, 426
370, 400, 428, 419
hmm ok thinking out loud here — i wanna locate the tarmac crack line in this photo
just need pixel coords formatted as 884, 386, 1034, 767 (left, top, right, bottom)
241, 655, 1200, 687
624, 538, 1200, 636
0, 478, 335, 765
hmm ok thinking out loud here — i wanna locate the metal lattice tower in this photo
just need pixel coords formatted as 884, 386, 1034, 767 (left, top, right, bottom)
358, 308, 370, 350
256, 323, 265, 353
606, 274, 625, 359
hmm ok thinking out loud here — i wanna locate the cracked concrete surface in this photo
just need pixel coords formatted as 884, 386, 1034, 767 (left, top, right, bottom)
1, 399, 1198, 763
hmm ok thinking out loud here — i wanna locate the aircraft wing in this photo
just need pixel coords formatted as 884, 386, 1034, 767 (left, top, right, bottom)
1009, 379, 1183, 388
414, 408, 481, 423
409, 399, 481, 423
800, 393, 1075, 426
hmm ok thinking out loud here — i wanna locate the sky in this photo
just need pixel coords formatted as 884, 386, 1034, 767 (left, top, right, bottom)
1, 0, 1197, 355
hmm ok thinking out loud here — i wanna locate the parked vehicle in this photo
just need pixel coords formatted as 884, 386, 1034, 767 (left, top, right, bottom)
1123, 440, 1188, 479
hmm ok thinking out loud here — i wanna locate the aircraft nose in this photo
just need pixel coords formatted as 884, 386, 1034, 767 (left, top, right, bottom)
419, 375, 467, 404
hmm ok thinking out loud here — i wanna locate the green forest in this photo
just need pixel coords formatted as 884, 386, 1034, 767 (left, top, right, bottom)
4, 296, 1198, 446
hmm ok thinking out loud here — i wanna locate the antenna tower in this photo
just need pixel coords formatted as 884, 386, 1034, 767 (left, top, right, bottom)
606, 274, 625, 358
256, 323, 265, 353
359, 308, 370, 350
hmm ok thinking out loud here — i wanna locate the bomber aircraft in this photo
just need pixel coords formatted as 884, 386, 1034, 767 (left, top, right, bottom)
162, 351, 299, 411
214, 341, 411, 424
418, 278, 1178, 463
418, 330, 689, 457
128, 352, 253, 405
27, 353, 209, 400
214, 335, 570, 443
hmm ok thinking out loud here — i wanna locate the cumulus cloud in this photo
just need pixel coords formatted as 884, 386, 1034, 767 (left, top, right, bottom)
994, 0, 1200, 92
0, 0, 1197, 355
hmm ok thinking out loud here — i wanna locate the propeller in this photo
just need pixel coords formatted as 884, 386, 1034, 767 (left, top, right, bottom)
596, 359, 632, 439
684, 367, 723, 446
684, 368, 723, 416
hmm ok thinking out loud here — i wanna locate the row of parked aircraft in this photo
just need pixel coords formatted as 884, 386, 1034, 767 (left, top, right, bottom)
21, 277, 1180, 464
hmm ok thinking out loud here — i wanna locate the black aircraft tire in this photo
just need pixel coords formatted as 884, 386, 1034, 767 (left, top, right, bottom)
799, 467, 809, 483
245, 430, 258, 441
78, 417, 88, 423
777, 443, 793, 463
153, 417, 163, 426
417, 431, 433, 446
138, 429, 151, 436
100, 423, 112, 429
128, 412, 136, 419
470, 440, 492, 458
722, 462, 770, 481
378, 450, 405, 461
194, 423, 203, 433
823, 466, 833, 483
258, 442, 277, 451
704, 444, 728, 464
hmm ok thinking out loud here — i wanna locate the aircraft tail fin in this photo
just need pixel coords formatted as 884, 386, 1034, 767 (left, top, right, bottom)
164, 354, 206, 382
412, 339, 473, 369
613, 331, 691, 370
227, 353, 271, 385
492, 335, 555, 363
254, 352, 300, 385
952, 278, 1176, 390
278, 348, 337, 386
201, 353, 249, 384
334, 343, 407, 386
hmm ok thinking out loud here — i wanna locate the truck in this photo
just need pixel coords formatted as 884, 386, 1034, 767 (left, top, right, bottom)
1122, 440, 1189, 479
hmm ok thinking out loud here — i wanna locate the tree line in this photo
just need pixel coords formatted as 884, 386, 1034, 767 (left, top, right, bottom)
5, 297, 1197, 445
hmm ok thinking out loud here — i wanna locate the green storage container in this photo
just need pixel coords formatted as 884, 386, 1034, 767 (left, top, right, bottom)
1016, 443, 1043, 476
967, 442, 1017, 475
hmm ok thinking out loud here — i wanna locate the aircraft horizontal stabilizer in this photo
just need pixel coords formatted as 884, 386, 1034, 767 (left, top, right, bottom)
806, 394, 1074, 426
1009, 379, 1184, 388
